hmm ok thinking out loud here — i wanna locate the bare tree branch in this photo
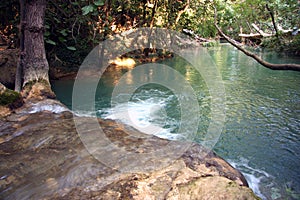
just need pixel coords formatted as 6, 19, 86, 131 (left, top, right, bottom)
213, 7, 300, 72
266, 4, 279, 38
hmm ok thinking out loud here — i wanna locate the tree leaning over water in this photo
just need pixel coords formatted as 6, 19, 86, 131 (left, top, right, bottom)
213, 5, 300, 72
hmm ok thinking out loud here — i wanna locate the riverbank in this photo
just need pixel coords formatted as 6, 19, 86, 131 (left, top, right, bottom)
0, 48, 174, 86
0, 99, 259, 199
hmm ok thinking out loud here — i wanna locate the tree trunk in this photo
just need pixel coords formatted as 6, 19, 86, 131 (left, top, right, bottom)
22, 0, 49, 86
16, 0, 55, 100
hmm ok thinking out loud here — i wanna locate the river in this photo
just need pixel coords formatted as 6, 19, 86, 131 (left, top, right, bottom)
52, 44, 300, 200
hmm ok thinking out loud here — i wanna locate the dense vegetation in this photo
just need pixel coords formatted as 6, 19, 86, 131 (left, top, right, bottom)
1, 0, 299, 67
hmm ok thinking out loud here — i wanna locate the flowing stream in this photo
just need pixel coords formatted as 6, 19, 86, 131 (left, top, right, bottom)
52, 45, 300, 200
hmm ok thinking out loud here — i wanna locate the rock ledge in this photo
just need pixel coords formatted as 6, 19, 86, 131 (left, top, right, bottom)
0, 100, 259, 200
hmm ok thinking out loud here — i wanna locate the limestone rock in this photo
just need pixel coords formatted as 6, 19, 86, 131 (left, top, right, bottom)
0, 100, 259, 200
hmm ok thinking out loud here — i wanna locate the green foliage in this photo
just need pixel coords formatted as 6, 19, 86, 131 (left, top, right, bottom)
0, 0, 19, 47
67, 46, 76, 51
45, 39, 56, 45
82, 5, 95, 15
261, 37, 280, 49
81, 0, 105, 15
0, 89, 21, 106
81, 0, 104, 15
202, 41, 220, 47
262, 33, 300, 54
1, 0, 299, 68
44, 0, 105, 66
289, 34, 300, 52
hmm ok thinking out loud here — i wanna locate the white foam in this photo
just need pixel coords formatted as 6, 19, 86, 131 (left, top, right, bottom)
99, 97, 182, 140
29, 104, 68, 113
27, 100, 69, 114
228, 158, 270, 200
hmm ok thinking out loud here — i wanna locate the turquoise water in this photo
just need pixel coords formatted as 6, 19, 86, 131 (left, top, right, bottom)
52, 45, 300, 200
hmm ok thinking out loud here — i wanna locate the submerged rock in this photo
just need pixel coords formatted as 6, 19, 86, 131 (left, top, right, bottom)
0, 100, 259, 199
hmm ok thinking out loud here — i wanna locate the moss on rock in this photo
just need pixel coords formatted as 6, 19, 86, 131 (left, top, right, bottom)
0, 89, 20, 105
0, 84, 23, 109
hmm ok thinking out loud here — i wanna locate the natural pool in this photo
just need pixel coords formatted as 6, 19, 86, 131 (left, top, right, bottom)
52, 45, 300, 200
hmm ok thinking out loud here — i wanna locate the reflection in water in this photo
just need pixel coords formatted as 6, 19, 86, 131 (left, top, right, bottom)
52, 45, 300, 200
103, 63, 135, 86
109, 57, 136, 68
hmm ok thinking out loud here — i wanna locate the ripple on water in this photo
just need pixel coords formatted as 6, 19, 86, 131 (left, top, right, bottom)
52, 45, 300, 199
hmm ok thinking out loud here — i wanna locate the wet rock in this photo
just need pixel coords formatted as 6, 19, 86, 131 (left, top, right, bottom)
0, 100, 259, 200
0, 106, 10, 118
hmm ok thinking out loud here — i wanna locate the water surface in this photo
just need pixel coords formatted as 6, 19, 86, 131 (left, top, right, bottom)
52, 45, 300, 200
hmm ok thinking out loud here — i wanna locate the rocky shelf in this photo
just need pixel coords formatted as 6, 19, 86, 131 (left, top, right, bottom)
0, 99, 260, 199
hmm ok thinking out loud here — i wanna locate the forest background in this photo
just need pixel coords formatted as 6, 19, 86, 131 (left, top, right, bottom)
1, 0, 299, 72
